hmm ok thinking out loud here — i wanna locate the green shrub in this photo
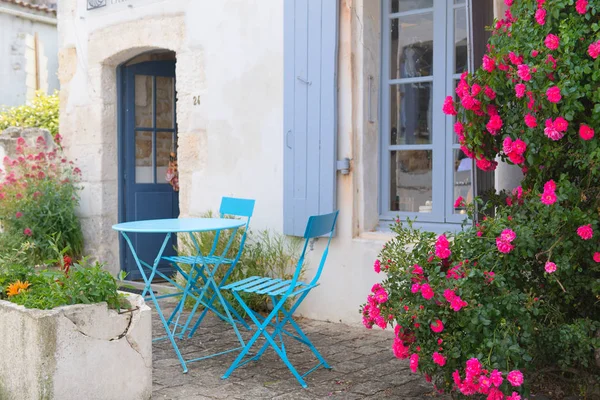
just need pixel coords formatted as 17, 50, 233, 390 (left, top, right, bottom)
0, 136, 83, 263
0, 91, 59, 136
363, 1, 600, 398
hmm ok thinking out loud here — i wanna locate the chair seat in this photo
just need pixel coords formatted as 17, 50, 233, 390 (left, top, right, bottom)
162, 255, 235, 265
222, 276, 316, 296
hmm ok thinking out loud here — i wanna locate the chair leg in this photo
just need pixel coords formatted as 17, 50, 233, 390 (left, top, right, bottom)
222, 292, 309, 388
281, 308, 331, 369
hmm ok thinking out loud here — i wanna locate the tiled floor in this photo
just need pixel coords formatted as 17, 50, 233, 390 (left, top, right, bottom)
151, 305, 447, 399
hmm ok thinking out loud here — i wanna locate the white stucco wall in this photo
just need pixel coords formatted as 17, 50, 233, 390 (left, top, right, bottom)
0, 4, 58, 107
57, 0, 508, 325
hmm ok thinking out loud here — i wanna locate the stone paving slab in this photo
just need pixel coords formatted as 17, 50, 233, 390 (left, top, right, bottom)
151, 305, 448, 399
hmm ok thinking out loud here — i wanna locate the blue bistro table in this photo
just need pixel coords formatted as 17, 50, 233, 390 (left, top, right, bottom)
112, 218, 247, 373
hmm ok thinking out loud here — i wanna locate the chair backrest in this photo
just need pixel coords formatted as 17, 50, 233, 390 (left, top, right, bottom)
289, 211, 339, 292
219, 197, 255, 219
208, 197, 255, 259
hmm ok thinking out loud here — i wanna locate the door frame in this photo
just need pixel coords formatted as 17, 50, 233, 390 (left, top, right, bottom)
116, 59, 178, 276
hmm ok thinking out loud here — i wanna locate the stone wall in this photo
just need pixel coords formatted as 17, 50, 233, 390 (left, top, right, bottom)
0, 127, 54, 160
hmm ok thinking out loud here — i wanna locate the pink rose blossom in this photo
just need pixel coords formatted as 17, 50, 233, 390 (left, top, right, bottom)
531, 49, 539, 57
524, 114, 537, 128
486, 115, 503, 135
579, 124, 595, 140
541, 191, 557, 205
435, 234, 452, 259
576, 0, 588, 14
544, 119, 565, 141
421, 283, 435, 300
373, 259, 381, 273
503, 137, 513, 154
515, 83, 526, 98
454, 196, 464, 208
507, 370, 524, 387
430, 319, 444, 333
517, 64, 532, 81
577, 224, 593, 240
15, 212, 22, 219
374, 289, 388, 304
411, 283, 421, 294
507, 393, 522, 400
500, 229, 516, 242
588, 41, 600, 59
432, 352, 447, 366
443, 96, 458, 116
412, 264, 424, 274
409, 353, 419, 373
23, 228, 33, 236
392, 337, 410, 359
504, 0, 513, 6
496, 237, 514, 254
594, 252, 600, 263
546, 86, 561, 103
484, 86, 496, 100
535, 8, 546, 25
544, 34, 560, 50
545, 261, 557, 273
482, 55, 496, 72
490, 370, 503, 387
512, 139, 527, 155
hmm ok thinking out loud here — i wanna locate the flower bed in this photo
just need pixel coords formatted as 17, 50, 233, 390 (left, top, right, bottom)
363, 1, 600, 399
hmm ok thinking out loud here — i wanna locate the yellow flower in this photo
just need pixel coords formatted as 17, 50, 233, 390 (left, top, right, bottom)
6, 280, 31, 297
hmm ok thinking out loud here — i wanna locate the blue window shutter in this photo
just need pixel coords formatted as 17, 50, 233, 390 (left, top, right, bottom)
284, 0, 339, 236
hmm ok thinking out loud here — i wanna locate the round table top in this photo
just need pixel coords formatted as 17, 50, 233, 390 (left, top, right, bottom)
112, 218, 245, 233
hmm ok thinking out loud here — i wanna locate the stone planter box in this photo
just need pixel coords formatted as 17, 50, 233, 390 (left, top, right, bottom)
0, 292, 152, 400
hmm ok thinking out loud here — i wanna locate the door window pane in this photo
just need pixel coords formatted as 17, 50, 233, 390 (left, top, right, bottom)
135, 131, 153, 183
453, 149, 472, 214
156, 131, 174, 184
390, 82, 433, 145
390, 13, 434, 79
135, 75, 154, 128
390, 150, 433, 212
392, 0, 433, 13
156, 77, 175, 129
454, 7, 468, 73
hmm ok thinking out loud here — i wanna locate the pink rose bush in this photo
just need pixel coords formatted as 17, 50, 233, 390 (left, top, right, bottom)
364, 1, 600, 398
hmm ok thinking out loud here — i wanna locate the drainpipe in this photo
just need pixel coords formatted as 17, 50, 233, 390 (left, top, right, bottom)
0, 6, 57, 26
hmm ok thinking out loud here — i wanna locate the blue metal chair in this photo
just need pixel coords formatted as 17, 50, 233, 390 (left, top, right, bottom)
162, 197, 255, 337
221, 211, 339, 388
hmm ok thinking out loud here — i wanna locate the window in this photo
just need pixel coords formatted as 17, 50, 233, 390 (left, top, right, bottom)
380, 0, 472, 224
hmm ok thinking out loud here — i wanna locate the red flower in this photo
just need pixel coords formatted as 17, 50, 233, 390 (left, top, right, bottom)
544, 34, 560, 50
517, 64, 532, 81
576, 0, 588, 14
535, 8, 546, 25
579, 124, 595, 140
588, 41, 600, 59
486, 115, 503, 135
15, 212, 22, 219
430, 319, 444, 333
515, 83, 526, 98
442, 96, 458, 116
524, 114, 537, 128
593, 252, 600, 263
482, 55, 496, 72
577, 224, 593, 240
23, 228, 33, 236
546, 86, 561, 103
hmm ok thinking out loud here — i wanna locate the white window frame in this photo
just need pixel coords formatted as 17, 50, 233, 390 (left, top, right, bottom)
379, 0, 472, 225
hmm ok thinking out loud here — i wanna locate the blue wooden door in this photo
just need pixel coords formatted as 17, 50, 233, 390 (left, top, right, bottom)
122, 61, 179, 279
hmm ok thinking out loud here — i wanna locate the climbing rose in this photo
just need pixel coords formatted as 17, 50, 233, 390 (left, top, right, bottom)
594, 252, 600, 263
588, 41, 600, 59
443, 96, 458, 116
482, 55, 496, 72
577, 224, 593, 240
544, 118, 566, 141
524, 114, 537, 128
454, 196, 464, 208
504, 0, 513, 6
541, 191, 557, 205
545, 261, 557, 273
484, 86, 496, 100
546, 86, 561, 103
517, 64, 532, 81
500, 228, 516, 242
373, 259, 381, 273
421, 283, 435, 300
490, 370, 503, 387
579, 124, 595, 140
576, 0, 588, 14
512, 139, 527, 155
503, 137, 513, 154
392, 337, 410, 359
496, 237, 514, 254
432, 352, 447, 367
531, 49, 539, 57
412, 264, 424, 274
507, 393, 522, 400
535, 8, 546, 25
515, 83, 526, 98
486, 115, 503, 135
507, 370, 524, 387
435, 234, 451, 259
409, 353, 419, 373
544, 34, 560, 50
430, 319, 444, 333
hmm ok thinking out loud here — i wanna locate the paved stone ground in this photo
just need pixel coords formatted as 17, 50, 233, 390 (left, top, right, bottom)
151, 304, 448, 399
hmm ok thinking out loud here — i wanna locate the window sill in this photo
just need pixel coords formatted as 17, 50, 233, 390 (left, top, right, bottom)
358, 220, 468, 242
